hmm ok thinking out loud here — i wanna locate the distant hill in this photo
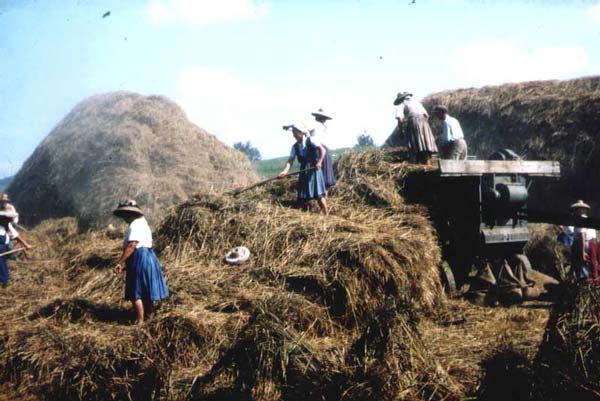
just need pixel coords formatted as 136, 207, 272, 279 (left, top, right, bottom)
255, 147, 352, 178
0, 176, 13, 192
8, 91, 258, 227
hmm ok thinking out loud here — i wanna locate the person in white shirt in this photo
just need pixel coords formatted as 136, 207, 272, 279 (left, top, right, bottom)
310, 108, 336, 189
569, 200, 599, 281
433, 105, 468, 160
0, 194, 19, 225
394, 91, 438, 166
112, 200, 169, 323
0, 211, 31, 287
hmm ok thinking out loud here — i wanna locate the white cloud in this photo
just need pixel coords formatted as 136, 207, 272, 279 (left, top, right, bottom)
146, 0, 268, 26
176, 67, 393, 158
449, 40, 589, 87
587, 1, 600, 22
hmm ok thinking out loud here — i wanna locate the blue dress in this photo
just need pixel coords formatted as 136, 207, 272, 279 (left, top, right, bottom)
290, 139, 326, 200
322, 145, 336, 188
0, 233, 10, 285
125, 247, 169, 301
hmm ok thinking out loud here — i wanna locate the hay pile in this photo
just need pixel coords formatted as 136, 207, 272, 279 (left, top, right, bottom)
7, 91, 257, 227
0, 149, 464, 400
525, 223, 569, 279
421, 76, 600, 210
533, 283, 600, 400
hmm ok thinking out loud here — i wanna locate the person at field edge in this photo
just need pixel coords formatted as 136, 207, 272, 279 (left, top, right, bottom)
278, 123, 329, 215
433, 105, 468, 160
310, 108, 336, 190
112, 200, 169, 324
0, 211, 31, 288
394, 91, 438, 165
0, 194, 19, 225
569, 200, 599, 281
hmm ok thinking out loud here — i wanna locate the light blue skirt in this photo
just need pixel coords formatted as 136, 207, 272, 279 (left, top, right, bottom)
125, 247, 169, 301
297, 167, 326, 200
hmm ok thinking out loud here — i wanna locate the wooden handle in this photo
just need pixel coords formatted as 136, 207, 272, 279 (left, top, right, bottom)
0, 246, 35, 258
230, 167, 316, 196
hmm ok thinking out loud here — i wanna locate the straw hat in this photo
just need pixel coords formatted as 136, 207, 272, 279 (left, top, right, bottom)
434, 105, 449, 114
284, 122, 309, 134
224, 246, 250, 265
0, 194, 9, 202
570, 200, 591, 211
393, 91, 413, 106
113, 199, 144, 218
311, 108, 332, 120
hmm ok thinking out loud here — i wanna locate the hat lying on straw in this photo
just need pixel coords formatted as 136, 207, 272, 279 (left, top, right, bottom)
311, 108, 332, 120
570, 200, 591, 210
113, 199, 144, 218
224, 246, 250, 265
393, 91, 413, 106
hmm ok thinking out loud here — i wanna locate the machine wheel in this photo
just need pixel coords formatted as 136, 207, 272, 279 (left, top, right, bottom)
439, 261, 457, 296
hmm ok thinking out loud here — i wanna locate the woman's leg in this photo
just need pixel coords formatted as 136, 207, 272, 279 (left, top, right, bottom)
132, 299, 145, 323
317, 197, 328, 215
143, 297, 154, 317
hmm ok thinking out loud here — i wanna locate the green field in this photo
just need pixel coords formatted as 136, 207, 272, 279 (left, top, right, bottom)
254, 147, 351, 178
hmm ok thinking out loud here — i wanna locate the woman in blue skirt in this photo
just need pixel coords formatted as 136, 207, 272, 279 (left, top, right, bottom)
310, 109, 336, 190
0, 211, 31, 288
112, 200, 169, 324
278, 123, 328, 214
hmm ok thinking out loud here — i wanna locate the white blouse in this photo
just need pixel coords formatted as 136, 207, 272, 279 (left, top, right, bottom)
0, 224, 19, 245
124, 217, 153, 249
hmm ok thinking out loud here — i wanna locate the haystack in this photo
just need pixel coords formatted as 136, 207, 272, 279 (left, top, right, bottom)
0, 149, 463, 401
420, 76, 600, 210
7, 91, 257, 227
533, 283, 600, 400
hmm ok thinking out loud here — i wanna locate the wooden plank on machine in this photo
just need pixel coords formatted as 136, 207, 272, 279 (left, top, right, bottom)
438, 160, 560, 177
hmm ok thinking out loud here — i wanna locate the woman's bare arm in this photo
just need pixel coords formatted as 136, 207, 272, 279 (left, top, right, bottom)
113, 241, 138, 273
278, 159, 294, 178
316, 144, 326, 169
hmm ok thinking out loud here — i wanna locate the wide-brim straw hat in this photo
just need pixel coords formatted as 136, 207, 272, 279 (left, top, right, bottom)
570, 200, 591, 211
224, 246, 250, 265
113, 199, 144, 218
284, 122, 309, 135
393, 91, 413, 106
434, 105, 449, 114
311, 108, 332, 120
0, 193, 9, 202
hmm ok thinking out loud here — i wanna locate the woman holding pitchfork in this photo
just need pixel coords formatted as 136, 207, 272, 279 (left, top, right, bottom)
278, 123, 329, 215
0, 211, 31, 288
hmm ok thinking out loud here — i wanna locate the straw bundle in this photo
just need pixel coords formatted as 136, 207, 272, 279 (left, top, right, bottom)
533, 283, 600, 400
525, 223, 569, 279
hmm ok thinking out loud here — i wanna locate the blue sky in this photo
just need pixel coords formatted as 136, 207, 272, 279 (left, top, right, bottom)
1, 0, 599, 178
